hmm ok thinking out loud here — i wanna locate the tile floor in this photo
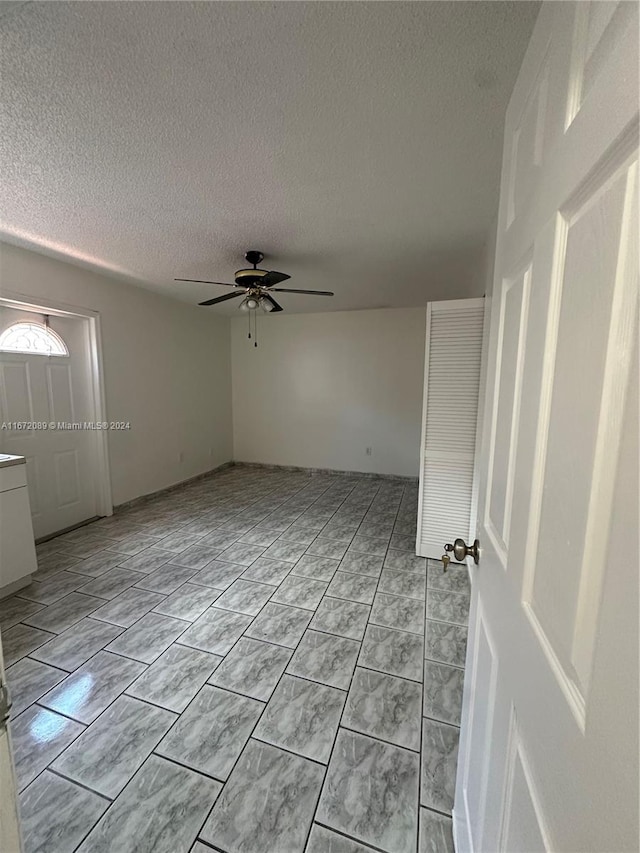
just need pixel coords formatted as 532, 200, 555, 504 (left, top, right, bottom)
1, 465, 470, 853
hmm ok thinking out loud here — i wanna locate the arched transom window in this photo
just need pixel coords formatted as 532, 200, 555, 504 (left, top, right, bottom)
0, 322, 69, 356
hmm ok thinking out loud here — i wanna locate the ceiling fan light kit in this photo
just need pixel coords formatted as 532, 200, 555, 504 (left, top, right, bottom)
175, 250, 335, 347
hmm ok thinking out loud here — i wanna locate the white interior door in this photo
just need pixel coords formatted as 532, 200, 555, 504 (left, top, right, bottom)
0, 307, 98, 539
455, 3, 638, 852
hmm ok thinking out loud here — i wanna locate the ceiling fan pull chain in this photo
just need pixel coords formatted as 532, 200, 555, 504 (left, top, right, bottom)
247, 310, 251, 339
254, 312, 258, 348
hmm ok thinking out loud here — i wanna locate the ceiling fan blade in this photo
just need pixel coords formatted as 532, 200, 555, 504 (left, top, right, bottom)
262, 293, 284, 313
271, 288, 334, 296
175, 279, 238, 287
198, 291, 244, 306
262, 270, 291, 287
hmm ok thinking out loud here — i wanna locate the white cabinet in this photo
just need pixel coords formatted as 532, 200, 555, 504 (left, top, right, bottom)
0, 457, 37, 598
416, 299, 485, 559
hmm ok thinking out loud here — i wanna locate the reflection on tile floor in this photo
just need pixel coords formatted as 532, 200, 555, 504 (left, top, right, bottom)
1, 465, 470, 853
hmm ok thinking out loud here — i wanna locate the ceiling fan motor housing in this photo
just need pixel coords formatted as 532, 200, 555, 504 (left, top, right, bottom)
235, 268, 271, 287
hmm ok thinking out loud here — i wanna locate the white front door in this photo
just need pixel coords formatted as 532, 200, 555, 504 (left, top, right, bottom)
455, 3, 638, 852
0, 307, 99, 538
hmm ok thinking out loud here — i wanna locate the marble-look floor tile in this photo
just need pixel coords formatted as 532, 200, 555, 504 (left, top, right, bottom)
18, 571, 90, 605
77, 754, 221, 853
358, 624, 424, 682
52, 694, 176, 798
307, 825, 380, 853
326, 571, 378, 605
389, 534, 416, 552
209, 637, 292, 701
105, 612, 189, 663
420, 807, 455, 853
348, 535, 389, 558
342, 667, 422, 751
133, 563, 197, 594
34, 551, 83, 579
105, 533, 162, 556
0, 595, 44, 630
22, 592, 104, 634
338, 552, 384, 578
77, 568, 146, 600
278, 526, 318, 545
6, 657, 67, 716
67, 550, 123, 578
241, 556, 291, 586
244, 602, 312, 648
322, 523, 358, 543
309, 597, 370, 640
218, 518, 258, 534
287, 517, 326, 534
378, 568, 426, 601
370, 592, 424, 635
1, 623, 54, 666
200, 739, 324, 853
384, 549, 427, 573
392, 520, 416, 537
90, 588, 166, 627
10, 705, 84, 790
287, 630, 360, 691
261, 539, 308, 563
427, 559, 470, 594
20, 770, 108, 853
426, 590, 470, 627
238, 528, 281, 547
254, 674, 345, 763
157, 684, 263, 780
157, 530, 205, 553
425, 620, 468, 668
190, 560, 245, 590
423, 661, 464, 725
168, 542, 222, 569
420, 719, 459, 814
292, 554, 340, 582
219, 541, 267, 566
357, 522, 393, 540
305, 537, 349, 560
57, 534, 116, 559
178, 607, 252, 655
41, 650, 146, 723
214, 578, 273, 616
200, 529, 242, 550
270, 574, 328, 610
126, 643, 220, 712
317, 728, 419, 853
152, 582, 221, 621
117, 548, 175, 573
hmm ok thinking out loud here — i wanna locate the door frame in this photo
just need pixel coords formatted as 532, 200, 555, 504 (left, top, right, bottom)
0, 289, 113, 524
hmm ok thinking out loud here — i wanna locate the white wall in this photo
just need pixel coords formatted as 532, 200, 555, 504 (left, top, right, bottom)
231, 307, 426, 477
0, 243, 233, 506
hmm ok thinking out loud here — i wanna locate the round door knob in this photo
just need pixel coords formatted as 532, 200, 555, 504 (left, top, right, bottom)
444, 538, 480, 564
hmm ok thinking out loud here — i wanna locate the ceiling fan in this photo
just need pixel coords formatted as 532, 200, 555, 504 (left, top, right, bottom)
175, 250, 334, 313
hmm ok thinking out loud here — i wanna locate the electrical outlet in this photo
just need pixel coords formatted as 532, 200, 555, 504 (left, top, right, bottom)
365, 447, 373, 456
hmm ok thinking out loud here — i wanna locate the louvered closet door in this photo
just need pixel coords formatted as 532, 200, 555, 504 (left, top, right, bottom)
416, 298, 484, 558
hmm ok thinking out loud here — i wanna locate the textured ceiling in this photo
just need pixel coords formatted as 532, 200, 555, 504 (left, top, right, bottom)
0, 1, 539, 314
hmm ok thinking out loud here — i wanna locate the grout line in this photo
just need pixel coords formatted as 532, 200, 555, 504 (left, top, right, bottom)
45, 765, 114, 802
312, 820, 392, 853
